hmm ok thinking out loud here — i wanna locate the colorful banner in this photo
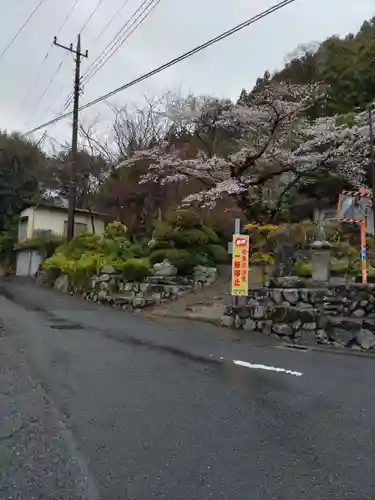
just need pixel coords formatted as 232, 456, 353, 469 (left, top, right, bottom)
231, 235, 249, 295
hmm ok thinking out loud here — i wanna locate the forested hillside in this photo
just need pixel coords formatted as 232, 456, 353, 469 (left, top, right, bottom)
239, 17, 375, 115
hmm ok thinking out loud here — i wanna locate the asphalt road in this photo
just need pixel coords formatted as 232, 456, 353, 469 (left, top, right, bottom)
0, 278, 375, 499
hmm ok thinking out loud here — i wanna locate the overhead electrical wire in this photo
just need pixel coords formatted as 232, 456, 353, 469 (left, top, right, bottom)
0, 0, 48, 62
94, 0, 133, 43
60, 0, 161, 115
80, 0, 106, 34
81, 0, 161, 85
18, 0, 81, 115
56, 0, 82, 37
24, 0, 300, 136
26, 58, 65, 127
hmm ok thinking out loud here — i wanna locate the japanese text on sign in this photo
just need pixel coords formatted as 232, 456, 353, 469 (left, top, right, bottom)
231, 235, 249, 296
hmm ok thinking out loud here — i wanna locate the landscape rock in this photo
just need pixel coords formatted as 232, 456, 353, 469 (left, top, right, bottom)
356, 329, 375, 350
283, 289, 299, 304
153, 259, 178, 277
272, 323, 293, 337
54, 274, 70, 293
330, 327, 355, 346
102, 266, 117, 274
243, 319, 256, 331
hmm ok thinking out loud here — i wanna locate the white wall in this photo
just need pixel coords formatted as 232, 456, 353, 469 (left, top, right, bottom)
18, 207, 106, 241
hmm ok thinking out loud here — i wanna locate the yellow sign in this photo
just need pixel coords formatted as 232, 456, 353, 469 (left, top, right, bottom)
231, 234, 249, 295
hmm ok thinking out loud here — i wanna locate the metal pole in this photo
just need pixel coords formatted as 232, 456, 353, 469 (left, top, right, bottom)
368, 105, 375, 236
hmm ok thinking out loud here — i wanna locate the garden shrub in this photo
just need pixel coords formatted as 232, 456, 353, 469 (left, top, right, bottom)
293, 260, 312, 277
172, 228, 209, 248
149, 249, 168, 266
201, 226, 220, 244
152, 223, 176, 247
149, 248, 193, 273
43, 251, 108, 285
150, 208, 224, 273
206, 244, 229, 264
249, 252, 275, 266
104, 221, 128, 239
166, 208, 201, 229
115, 258, 150, 282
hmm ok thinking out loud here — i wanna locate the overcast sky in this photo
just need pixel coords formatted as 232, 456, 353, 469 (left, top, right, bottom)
0, 0, 373, 146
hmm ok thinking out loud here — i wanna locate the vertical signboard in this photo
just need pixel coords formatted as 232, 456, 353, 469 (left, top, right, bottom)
231, 235, 249, 295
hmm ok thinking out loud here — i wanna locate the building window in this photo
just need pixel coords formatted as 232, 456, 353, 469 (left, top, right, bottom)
63, 221, 88, 237
19, 216, 28, 242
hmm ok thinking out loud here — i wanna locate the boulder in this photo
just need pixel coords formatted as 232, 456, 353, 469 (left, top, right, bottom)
272, 323, 293, 337
101, 266, 118, 274
54, 274, 69, 293
356, 329, 375, 350
243, 319, 256, 331
153, 259, 178, 277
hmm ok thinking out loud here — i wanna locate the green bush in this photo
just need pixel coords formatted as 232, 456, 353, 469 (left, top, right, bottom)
206, 244, 229, 264
43, 251, 107, 284
330, 258, 350, 275
293, 260, 312, 277
250, 252, 275, 265
201, 226, 220, 243
172, 228, 209, 248
115, 258, 150, 282
58, 233, 102, 259
104, 221, 128, 239
149, 249, 168, 266
165, 249, 193, 273
149, 248, 193, 273
152, 223, 175, 242
166, 208, 201, 229
190, 250, 212, 267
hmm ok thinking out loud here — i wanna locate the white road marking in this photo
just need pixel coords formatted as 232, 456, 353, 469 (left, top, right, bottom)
233, 360, 303, 377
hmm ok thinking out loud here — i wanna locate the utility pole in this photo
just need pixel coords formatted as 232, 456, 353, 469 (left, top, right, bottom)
369, 103, 375, 236
53, 34, 88, 241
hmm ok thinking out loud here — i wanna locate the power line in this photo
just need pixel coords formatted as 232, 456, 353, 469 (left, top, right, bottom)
61, 0, 160, 115
80, 0, 105, 33
26, 58, 66, 127
24, 0, 300, 136
94, 0, 133, 43
19, 0, 81, 115
0, 0, 48, 62
56, 0, 82, 37
81, 0, 160, 85
19, 52, 50, 113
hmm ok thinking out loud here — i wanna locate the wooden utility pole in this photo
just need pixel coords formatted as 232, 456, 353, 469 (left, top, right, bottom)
53, 34, 88, 241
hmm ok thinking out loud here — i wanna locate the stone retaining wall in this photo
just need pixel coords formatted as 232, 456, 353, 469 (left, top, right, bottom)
50, 263, 218, 311
222, 278, 375, 351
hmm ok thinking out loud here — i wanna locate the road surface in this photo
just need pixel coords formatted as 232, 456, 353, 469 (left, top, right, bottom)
0, 278, 374, 499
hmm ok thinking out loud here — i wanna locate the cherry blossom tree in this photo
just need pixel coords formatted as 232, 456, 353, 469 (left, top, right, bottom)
118, 83, 371, 221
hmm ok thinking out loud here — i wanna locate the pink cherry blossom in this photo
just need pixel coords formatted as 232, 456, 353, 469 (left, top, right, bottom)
119, 83, 369, 213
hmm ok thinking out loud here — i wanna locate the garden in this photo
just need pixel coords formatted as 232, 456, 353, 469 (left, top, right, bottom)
244, 219, 375, 283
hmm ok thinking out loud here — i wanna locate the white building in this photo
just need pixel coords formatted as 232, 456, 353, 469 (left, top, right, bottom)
15, 202, 108, 277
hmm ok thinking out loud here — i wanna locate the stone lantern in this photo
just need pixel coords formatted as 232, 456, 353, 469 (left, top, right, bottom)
310, 224, 332, 282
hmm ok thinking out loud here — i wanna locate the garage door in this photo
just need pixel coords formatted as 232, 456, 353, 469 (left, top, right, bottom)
16, 250, 31, 276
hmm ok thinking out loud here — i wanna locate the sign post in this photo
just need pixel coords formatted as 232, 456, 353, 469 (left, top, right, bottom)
231, 234, 249, 296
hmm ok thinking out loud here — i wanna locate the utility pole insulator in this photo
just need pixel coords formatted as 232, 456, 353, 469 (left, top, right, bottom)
54, 34, 88, 242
